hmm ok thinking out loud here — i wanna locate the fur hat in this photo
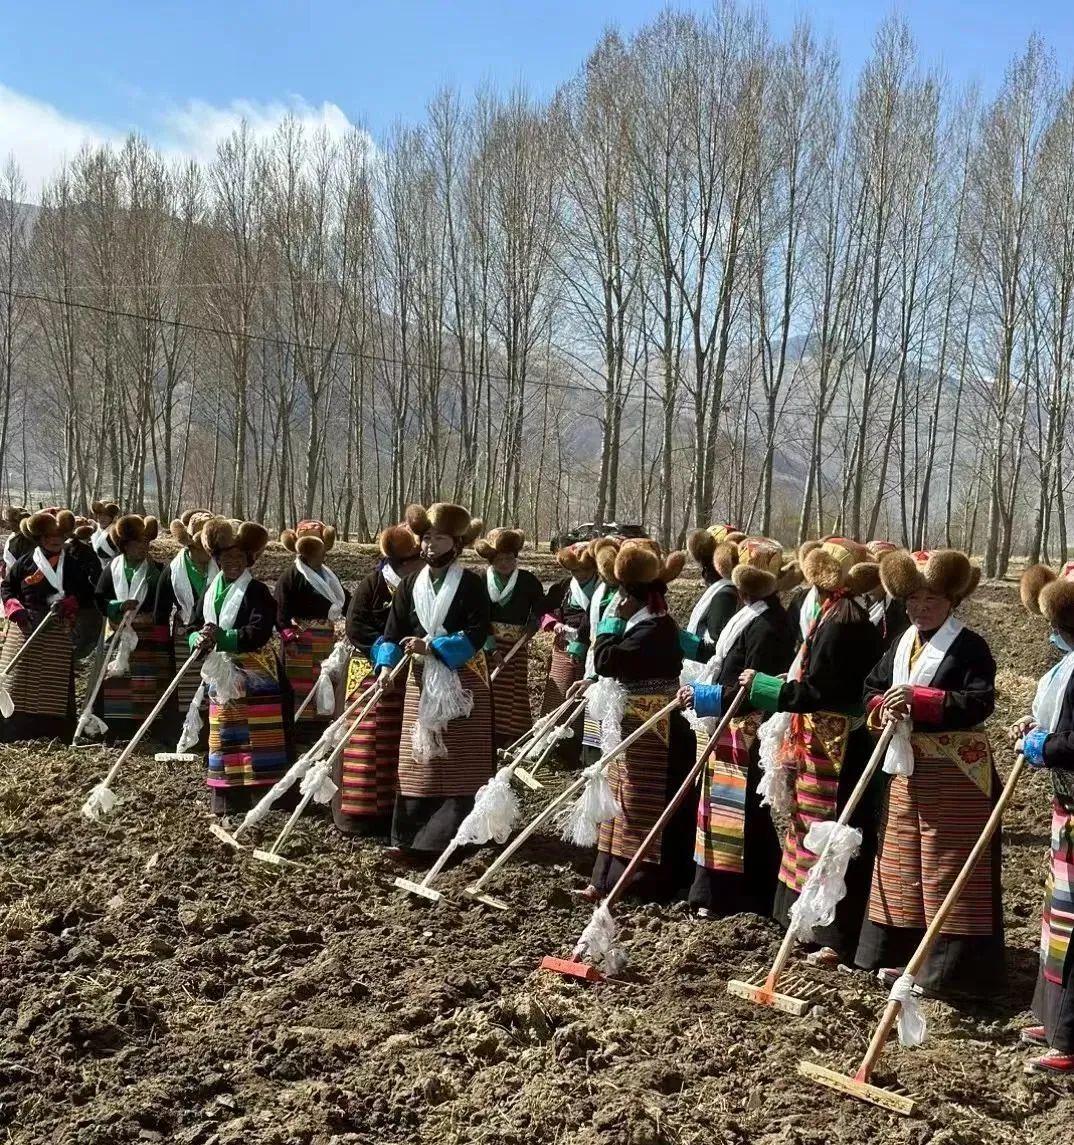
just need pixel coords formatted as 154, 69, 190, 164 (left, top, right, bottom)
202, 517, 270, 561
281, 519, 337, 563
732, 537, 799, 598
404, 502, 482, 547
109, 514, 159, 549
170, 512, 213, 556
91, 499, 120, 521
1021, 562, 1074, 633
72, 515, 95, 542
556, 542, 596, 578
613, 541, 686, 592
2, 506, 28, 530
475, 528, 525, 562
880, 549, 980, 604
867, 540, 899, 560
590, 537, 621, 585
801, 537, 880, 597
180, 508, 212, 528
22, 509, 76, 542
708, 524, 746, 545
379, 523, 421, 562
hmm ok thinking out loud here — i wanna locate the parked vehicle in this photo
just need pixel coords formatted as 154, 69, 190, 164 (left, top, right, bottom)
549, 521, 651, 550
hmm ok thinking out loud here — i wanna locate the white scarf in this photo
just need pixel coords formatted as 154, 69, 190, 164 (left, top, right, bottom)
689, 601, 769, 688
382, 563, 401, 590
169, 550, 219, 626
687, 578, 734, 638
2, 535, 16, 571
294, 558, 346, 621
883, 616, 963, 776
1033, 649, 1074, 734
569, 576, 594, 611
111, 554, 150, 608
869, 595, 888, 627
32, 547, 66, 605
585, 585, 621, 677
203, 569, 252, 630
798, 586, 819, 642
486, 565, 519, 605
92, 526, 118, 566
411, 562, 473, 762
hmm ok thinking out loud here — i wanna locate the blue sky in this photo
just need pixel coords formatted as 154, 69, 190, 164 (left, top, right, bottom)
2, 0, 1072, 191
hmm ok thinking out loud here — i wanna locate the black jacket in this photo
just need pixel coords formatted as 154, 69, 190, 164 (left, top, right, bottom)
384, 565, 491, 659
1036, 660, 1074, 808
690, 582, 739, 642
544, 576, 596, 631
593, 612, 683, 682
95, 560, 164, 621
1, 549, 95, 621
698, 599, 795, 692
274, 562, 349, 628
485, 568, 545, 627
346, 567, 395, 658
188, 577, 277, 654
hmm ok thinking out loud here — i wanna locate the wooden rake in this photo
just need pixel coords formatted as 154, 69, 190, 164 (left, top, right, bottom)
799, 753, 1027, 1116
463, 696, 681, 911
71, 614, 134, 747
250, 654, 411, 867
726, 722, 896, 1016
489, 630, 532, 685
541, 687, 747, 982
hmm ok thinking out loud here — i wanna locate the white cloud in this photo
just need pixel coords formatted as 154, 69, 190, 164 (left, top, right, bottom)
0, 84, 360, 200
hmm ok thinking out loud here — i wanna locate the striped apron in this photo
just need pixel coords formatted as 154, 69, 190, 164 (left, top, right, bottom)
99, 616, 173, 725
490, 621, 531, 746
281, 619, 340, 721
207, 650, 289, 789
694, 710, 764, 873
0, 616, 73, 718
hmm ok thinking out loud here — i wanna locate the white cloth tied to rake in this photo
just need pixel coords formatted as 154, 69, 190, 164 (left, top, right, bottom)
312, 638, 351, 715
883, 617, 962, 777
410, 563, 473, 763
888, 971, 927, 1047
558, 759, 622, 846
81, 781, 118, 821
574, 902, 626, 976
299, 757, 338, 804
788, 819, 863, 941
75, 710, 109, 741
452, 768, 520, 847
525, 719, 574, 761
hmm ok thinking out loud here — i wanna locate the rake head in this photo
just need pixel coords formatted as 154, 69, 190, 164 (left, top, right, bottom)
797, 1060, 917, 1116
539, 955, 604, 983
393, 876, 443, 902
154, 752, 200, 763
726, 969, 823, 1017
251, 848, 298, 868
512, 767, 544, 790
208, 822, 245, 849
463, 886, 510, 911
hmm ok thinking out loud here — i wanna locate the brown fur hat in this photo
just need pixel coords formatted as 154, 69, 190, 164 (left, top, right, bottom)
170, 512, 213, 556
72, 515, 95, 542
687, 529, 716, 568
1021, 562, 1074, 633
281, 520, 337, 563
708, 524, 746, 545
379, 523, 421, 562
91, 499, 120, 522
801, 537, 880, 597
109, 514, 159, 549
614, 541, 686, 591
474, 528, 526, 562
23, 509, 76, 542
202, 517, 269, 561
591, 537, 621, 585
3, 506, 28, 530
180, 508, 212, 528
732, 537, 799, 598
405, 503, 482, 547
880, 549, 979, 604
867, 540, 899, 560
556, 542, 596, 578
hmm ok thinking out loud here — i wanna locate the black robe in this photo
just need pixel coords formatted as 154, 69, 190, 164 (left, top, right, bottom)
589, 611, 696, 900
485, 568, 545, 627
65, 537, 104, 661
871, 595, 910, 654
1032, 663, 1074, 1052
688, 598, 795, 915
274, 563, 349, 628
346, 567, 395, 658
689, 581, 739, 642
94, 560, 165, 621
384, 566, 491, 653
543, 576, 594, 632
188, 578, 278, 653
855, 626, 1003, 995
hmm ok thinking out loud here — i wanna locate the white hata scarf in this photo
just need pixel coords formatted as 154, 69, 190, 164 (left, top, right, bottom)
294, 558, 346, 621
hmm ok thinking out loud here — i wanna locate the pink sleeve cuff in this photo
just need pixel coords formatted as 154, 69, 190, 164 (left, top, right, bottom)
540, 613, 559, 632
4, 599, 25, 619
866, 695, 883, 714
910, 686, 945, 724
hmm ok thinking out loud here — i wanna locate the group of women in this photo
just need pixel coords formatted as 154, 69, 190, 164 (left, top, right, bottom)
0, 504, 1070, 1076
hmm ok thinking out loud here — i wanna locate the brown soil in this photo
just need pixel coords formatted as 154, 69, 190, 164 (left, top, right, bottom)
1, 554, 1072, 1144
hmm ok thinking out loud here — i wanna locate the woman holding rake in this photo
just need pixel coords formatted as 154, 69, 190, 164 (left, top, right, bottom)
679, 537, 797, 919
0, 510, 95, 743
1014, 562, 1074, 1075
333, 522, 423, 837
737, 538, 883, 967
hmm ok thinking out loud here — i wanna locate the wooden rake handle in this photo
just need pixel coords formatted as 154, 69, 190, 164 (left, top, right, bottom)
72, 615, 134, 736
467, 695, 681, 896
490, 631, 532, 684
1, 609, 57, 676
853, 753, 1026, 1083
502, 694, 576, 758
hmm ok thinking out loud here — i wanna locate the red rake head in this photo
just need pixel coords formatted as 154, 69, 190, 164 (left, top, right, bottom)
539, 955, 604, 983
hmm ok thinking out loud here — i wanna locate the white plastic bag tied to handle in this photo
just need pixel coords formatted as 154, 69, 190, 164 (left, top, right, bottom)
298, 758, 338, 805
574, 902, 626, 976
412, 655, 473, 763
883, 718, 915, 776
105, 623, 139, 679
175, 682, 207, 753
314, 639, 351, 716
0, 672, 14, 719
201, 650, 245, 704
453, 769, 521, 847
587, 676, 628, 758
81, 781, 118, 821
557, 760, 621, 847
788, 819, 863, 941
756, 711, 794, 816
75, 711, 109, 741
888, 972, 927, 1046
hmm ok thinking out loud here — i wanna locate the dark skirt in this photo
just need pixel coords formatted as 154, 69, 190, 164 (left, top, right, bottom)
489, 622, 532, 747
72, 608, 103, 662
541, 644, 584, 766
0, 615, 77, 743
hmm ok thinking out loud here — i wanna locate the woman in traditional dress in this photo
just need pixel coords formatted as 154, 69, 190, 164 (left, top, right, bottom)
738, 538, 883, 965
569, 537, 624, 766
853, 549, 1001, 997
679, 537, 797, 918
334, 522, 423, 837
1, 507, 31, 578
864, 540, 909, 653
188, 517, 293, 816
67, 517, 105, 662
153, 511, 217, 743
0, 510, 95, 742
274, 520, 349, 734
90, 499, 122, 570
475, 528, 545, 749
576, 540, 694, 902
684, 525, 745, 647
93, 514, 175, 739
373, 502, 492, 857
1017, 563, 1074, 1074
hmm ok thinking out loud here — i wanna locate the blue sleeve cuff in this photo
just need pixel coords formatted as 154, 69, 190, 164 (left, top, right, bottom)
566, 640, 586, 658
1023, 728, 1049, 768
693, 684, 724, 719
372, 637, 403, 669
430, 632, 475, 670
679, 631, 703, 661
597, 617, 626, 638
